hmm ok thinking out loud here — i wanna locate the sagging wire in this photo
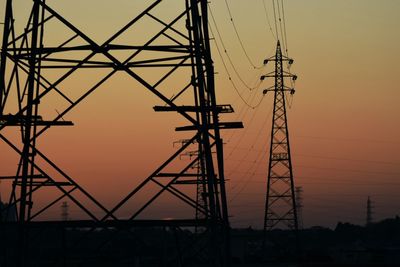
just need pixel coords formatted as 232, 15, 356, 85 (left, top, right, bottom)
209, 6, 262, 91
209, 18, 265, 109
223, 0, 264, 69
262, 0, 277, 40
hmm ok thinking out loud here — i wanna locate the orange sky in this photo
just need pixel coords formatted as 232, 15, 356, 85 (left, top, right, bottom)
215, 0, 400, 228
1, 0, 400, 228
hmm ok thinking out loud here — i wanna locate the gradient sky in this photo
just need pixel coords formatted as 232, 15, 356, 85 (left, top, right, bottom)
215, 0, 400, 228
1, 0, 400, 229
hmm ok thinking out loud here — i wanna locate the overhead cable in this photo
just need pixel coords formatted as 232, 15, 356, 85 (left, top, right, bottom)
262, 0, 277, 40
276, 0, 287, 54
272, 0, 279, 38
209, 21, 265, 109
209, 7, 262, 91
223, 0, 263, 69
281, 0, 290, 56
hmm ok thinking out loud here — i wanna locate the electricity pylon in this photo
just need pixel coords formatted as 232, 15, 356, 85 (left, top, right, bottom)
0, 0, 241, 265
261, 41, 299, 250
366, 196, 373, 226
295, 186, 304, 229
61, 201, 69, 221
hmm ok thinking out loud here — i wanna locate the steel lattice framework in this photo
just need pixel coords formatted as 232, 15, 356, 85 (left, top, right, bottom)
0, 0, 242, 266
261, 41, 298, 239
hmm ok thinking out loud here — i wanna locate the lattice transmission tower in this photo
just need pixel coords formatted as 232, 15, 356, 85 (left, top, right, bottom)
366, 196, 373, 226
61, 201, 69, 221
0, 0, 242, 266
295, 186, 303, 229
261, 41, 299, 246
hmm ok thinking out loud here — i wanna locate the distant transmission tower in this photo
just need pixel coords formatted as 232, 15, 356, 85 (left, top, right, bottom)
262, 40, 298, 243
0, 180, 2, 221
295, 186, 303, 229
366, 196, 373, 226
61, 201, 69, 221
173, 139, 208, 231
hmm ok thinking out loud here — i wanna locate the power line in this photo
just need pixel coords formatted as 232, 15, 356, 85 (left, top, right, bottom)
269, 0, 296, 107
209, 20, 265, 109
272, 0, 279, 39
295, 165, 400, 177
226, 96, 272, 160
233, 179, 400, 186
227, 114, 272, 200
226, 133, 268, 196
294, 135, 400, 145
223, 0, 263, 69
269, 0, 290, 56
276, 0, 286, 52
225, 148, 400, 166
228, 165, 400, 181
226, 99, 271, 159
209, 6, 262, 91
280, 0, 290, 56
262, 0, 277, 40
224, 90, 261, 143
229, 146, 268, 202
294, 153, 400, 166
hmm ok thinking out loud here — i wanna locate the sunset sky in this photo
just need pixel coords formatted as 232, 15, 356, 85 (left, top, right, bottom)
1, 0, 400, 229
216, 0, 400, 228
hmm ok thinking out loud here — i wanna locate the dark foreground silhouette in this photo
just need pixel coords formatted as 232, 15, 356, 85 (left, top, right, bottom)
1, 216, 400, 266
